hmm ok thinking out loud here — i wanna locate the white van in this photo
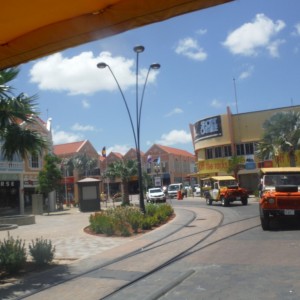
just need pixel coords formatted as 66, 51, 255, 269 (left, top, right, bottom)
167, 183, 183, 198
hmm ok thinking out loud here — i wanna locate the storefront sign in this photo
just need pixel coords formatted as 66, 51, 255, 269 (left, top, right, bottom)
194, 115, 222, 142
154, 176, 161, 187
0, 181, 19, 187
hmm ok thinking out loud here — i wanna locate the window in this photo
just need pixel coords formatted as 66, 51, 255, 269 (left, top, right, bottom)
236, 143, 254, 156
223, 145, 232, 157
161, 161, 168, 172
29, 154, 41, 169
236, 144, 245, 156
245, 143, 254, 155
205, 148, 213, 159
214, 147, 222, 158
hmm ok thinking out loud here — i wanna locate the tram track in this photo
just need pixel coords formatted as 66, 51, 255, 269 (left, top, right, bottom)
102, 213, 260, 299
17, 207, 260, 300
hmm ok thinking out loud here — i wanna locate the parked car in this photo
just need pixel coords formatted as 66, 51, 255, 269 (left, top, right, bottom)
167, 183, 183, 198
194, 186, 201, 197
146, 187, 166, 203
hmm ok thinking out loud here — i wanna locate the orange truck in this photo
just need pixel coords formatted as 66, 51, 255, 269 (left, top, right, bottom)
203, 176, 248, 207
259, 167, 300, 230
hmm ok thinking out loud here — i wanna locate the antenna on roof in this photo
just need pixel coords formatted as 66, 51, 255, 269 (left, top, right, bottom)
233, 78, 238, 114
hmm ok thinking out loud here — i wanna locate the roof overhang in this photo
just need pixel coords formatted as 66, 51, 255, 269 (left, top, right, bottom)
1, 0, 234, 70
260, 167, 300, 174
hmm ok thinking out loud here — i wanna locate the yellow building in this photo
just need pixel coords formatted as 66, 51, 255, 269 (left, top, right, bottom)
190, 105, 300, 179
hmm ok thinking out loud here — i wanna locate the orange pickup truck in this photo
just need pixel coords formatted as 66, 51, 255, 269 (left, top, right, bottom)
259, 167, 300, 230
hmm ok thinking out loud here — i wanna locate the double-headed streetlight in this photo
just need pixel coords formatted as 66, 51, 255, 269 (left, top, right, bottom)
97, 45, 160, 213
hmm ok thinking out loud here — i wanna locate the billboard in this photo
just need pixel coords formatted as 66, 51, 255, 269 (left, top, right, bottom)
194, 115, 222, 142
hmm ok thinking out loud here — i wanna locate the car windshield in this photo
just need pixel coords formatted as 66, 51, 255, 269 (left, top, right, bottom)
264, 174, 300, 186
219, 180, 237, 187
150, 188, 162, 193
168, 185, 179, 191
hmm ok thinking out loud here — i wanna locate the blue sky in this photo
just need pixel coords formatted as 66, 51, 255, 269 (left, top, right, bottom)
12, 0, 300, 156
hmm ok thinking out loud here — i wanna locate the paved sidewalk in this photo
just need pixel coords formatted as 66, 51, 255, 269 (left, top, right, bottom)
0, 202, 135, 263
0, 198, 200, 300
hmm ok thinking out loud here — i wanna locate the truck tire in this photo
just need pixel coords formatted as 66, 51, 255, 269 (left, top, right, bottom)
242, 197, 248, 205
206, 197, 212, 206
221, 196, 229, 207
260, 207, 270, 230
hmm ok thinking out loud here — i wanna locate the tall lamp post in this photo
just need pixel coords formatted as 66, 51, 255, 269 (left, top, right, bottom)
97, 46, 160, 213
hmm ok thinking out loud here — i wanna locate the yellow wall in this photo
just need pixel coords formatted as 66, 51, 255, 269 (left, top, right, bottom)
232, 106, 300, 143
197, 150, 300, 176
193, 105, 300, 176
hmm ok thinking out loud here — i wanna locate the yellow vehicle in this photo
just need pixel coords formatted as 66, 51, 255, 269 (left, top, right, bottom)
201, 176, 248, 207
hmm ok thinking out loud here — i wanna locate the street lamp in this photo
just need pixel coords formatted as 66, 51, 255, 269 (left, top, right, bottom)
97, 46, 160, 213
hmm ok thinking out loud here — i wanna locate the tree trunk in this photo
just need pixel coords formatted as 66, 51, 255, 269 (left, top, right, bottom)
122, 179, 130, 205
289, 150, 296, 167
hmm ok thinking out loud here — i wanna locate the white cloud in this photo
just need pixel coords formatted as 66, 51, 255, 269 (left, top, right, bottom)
239, 65, 254, 80
82, 99, 90, 108
267, 39, 285, 57
165, 108, 183, 117
71, 123, 95, 131
52, 129, 83, 145
211, 99, 223, 108
29, 51, 160, 95
175, 37, 207, 61
196, 28, 207, 35
156, 129, 192, 146
292, 23, 300, 36
222, 14, 286, 57
106, 144, 130, 156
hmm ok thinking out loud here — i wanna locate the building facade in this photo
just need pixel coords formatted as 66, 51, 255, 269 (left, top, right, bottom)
53, 140, 100, 205
190, 105, 300, 180
99, 144, 196, 197
0, 116, 52, 214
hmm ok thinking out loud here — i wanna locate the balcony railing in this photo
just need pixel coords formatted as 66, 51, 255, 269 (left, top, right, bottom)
0, 161, 24, 172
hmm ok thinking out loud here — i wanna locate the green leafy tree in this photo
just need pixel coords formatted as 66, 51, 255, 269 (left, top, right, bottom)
227, 155, 243, 178
70, 153, 98, 178
255, 111, 300, 167
106, 159, 138, 205
37, 154, 62, 195
0, 68, 48, 160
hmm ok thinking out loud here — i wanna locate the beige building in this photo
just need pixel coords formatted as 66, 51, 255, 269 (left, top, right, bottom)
99, 144, 196, 197
190, 105, 300, 179
53, 140, 100, 205
0, 116, 52, 214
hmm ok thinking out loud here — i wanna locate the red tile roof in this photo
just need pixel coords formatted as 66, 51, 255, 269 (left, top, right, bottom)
53, 140, 87, 156
110, 152, 123, 159
156, 144, 195, 158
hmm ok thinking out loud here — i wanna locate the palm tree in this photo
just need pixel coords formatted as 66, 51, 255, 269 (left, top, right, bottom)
227, 155, 244, 178
255, 111, 300, 167
106, 159, 138, 205
0, 68, 48, 160
71, 153, 98, 178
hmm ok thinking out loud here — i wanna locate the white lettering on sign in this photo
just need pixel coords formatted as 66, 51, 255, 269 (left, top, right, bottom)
0, 181, 16, 187
200, 117, 219, 135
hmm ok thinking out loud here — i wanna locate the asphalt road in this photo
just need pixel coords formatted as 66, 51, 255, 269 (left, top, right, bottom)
112, 197, 300, 300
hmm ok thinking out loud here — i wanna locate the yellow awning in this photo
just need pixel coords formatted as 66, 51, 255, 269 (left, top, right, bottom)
0, 0, 233, 70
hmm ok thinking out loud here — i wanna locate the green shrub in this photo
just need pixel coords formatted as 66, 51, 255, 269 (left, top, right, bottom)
127, 210, 143, 233
141, 216, 157, 230
29, 237, 55, 265
145, 203, 158, 216
89, 212, 115, 236
89, 203, 174, 236
120, 223, 132, 237
0, 235, 27, 274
